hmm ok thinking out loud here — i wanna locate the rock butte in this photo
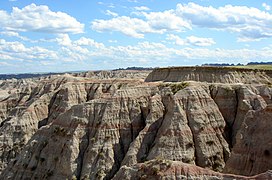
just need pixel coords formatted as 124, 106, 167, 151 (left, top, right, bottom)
0, 67, 271, 179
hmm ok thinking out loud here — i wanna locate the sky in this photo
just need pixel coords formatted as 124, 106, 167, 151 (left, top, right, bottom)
0, 0, 272, 74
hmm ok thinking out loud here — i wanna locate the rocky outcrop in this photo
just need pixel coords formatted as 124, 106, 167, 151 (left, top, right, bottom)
210, 84, 268, 147
145, 67, 272, 84
113, 159, 272, 180
0, 74, 144, 173
0, 68, 272, 179
74, 70, 150, 80
224, 104, 272, 176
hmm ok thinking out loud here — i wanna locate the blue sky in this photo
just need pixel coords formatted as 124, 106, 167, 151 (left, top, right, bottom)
0, 0, 272, 74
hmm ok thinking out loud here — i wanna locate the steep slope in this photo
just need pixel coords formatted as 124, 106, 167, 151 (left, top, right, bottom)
1, 80, 272, 179
0, 73, 145, 173
1, 68, 272, 179
145, 67, 272, 84
224, 104, 272, 175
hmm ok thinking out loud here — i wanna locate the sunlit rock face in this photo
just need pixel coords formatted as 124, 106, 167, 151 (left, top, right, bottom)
0, 68, 272, 179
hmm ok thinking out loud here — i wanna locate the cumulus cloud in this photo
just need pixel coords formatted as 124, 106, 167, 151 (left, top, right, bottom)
0, 36, 100, 63
167, 34, 215, 46
1, 36, 272, 71
0, 3, 84, 34
0, 31, 29, 41
55, 35, 106, 62
74, 37, 105, 48
92, 16, 162, 38
262, 3, 271, 11
0, 39, 58, 61
56, 34, 72, 46
186, 36, 215, 46
92, 2, 272, 41
92, 11, 191, 38
88, 41, 272, 66
143, 11, 191, 32
176, 3, 272, 41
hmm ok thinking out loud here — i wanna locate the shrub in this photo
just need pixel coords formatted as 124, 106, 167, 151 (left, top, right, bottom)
158, 82, 189, 94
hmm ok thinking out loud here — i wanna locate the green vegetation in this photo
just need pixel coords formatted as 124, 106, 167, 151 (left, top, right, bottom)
267, 82, 272, 87
98, 152, 104, 157
53, 126, 67, 136
158, 82, 189, 94
231, 65, 272, 70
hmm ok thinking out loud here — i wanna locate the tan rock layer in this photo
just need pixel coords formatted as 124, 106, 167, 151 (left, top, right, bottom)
145, 66, 272, 84
113, 159, 272, 180
0, 71, 272, 179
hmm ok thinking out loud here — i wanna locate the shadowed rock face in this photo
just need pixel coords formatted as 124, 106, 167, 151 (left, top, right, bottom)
0, 68, 272, 179
224, 104, 272, 176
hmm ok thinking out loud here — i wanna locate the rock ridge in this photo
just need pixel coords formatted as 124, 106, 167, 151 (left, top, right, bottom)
145, 66, 272, 84
0, 69, 272, 179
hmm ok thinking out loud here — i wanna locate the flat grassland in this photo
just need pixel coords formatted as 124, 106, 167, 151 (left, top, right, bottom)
229, 65, 272, 70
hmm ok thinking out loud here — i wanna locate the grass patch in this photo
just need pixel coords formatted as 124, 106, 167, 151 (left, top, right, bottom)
158, 82, 189, 94
230, 65, 272, 70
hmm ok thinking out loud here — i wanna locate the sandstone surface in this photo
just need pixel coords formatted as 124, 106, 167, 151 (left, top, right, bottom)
145, 66, 272, 84
0, 68, 272, 179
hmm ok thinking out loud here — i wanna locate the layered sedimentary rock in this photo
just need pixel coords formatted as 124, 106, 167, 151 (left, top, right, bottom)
145, 67, 272, 84
113, 159, 272, 180
74, 70, 151, 80
224, 104, 272, 176
0, 68, 272, 179
0, 72, 146, 173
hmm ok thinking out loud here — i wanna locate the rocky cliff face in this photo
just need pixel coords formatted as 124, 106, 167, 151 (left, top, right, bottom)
224, 104, 272, 176
145, 67, 272, 84
0, 68, 272, 179
0, 71, 146, 174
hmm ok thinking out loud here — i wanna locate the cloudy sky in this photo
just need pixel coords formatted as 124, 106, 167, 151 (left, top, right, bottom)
0, 0, 272, 74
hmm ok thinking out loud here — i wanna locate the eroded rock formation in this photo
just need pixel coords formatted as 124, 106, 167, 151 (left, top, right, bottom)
0, 68, 272, 179
145, 66, 272, 84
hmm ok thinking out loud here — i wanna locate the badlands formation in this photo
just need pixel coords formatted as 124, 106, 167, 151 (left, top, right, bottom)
0, 67, 272, 179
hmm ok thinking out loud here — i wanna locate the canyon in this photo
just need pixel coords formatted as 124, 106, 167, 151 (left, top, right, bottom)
0, 67, 272, 179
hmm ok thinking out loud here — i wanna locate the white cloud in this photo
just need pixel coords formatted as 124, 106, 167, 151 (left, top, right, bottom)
0, 39, 58, 61
0, 31, 29, 41
262, 3, 271, 11
176, 3, 272, 41
93, 2, 272, 41
143, 11, 191, 32
0, 3, 84, 34
105, 10, 118, 17
88, 41, 272, 66
167, 34, 186, 45
186, 36, 215, 46
97, 2, 115, 8
1, 36, 272, 71
55, 36, 106, 62
92, 16, 161, 38
74, 37, 105, 48
56, 34, 72, 46
167, 34, 215, 46
92, 11, 191, 38
134, 6, 150, 11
